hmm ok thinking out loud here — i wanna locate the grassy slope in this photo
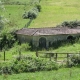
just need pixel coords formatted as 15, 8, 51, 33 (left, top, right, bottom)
29, 0, 80, 28
0, 0, 80, 58
0, 0, 33, 30
1, 0, 80, 28
0, 42, 80, 61
54, 43, 80, 53
0, 67, 80, 80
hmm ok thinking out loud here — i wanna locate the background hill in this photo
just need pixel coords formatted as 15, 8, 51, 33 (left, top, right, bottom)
29, 0, 80, 28
1, 0, 80, 29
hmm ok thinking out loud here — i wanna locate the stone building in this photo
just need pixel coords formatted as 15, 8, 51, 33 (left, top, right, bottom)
16, 27, 80, 48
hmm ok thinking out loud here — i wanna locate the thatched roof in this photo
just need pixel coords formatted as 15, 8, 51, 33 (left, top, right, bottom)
16, 27, 80, 36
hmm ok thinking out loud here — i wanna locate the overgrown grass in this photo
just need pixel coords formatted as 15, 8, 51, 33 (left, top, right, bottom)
0, 67, 80, 80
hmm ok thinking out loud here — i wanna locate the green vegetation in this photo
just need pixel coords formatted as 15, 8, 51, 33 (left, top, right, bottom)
54, 42, 80, 53
0, 56, 58, 74
1, 0, 80, 28
29, 0, 80, 28
61, 20, 80, 28
0, 67, 80, 80
0, 0, 80, 79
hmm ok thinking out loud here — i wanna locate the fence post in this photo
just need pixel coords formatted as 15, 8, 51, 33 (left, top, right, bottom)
36, 51, 38, 57
4, 51, 5, 61
49, 53, 52, 61
19, 50, 21, 60
55, 53, 57, 61
67, 53, 69, 65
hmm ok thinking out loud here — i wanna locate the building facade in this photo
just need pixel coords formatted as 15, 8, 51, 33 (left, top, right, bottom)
16, 27, 80, 48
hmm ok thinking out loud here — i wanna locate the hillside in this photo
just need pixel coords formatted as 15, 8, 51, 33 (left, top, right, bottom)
1, 0, 80, 29
29, 0, 80, 28
0, 0, 37, 31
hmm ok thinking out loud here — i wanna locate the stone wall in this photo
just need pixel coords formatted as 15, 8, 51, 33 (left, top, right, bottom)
17, 34, 80, 48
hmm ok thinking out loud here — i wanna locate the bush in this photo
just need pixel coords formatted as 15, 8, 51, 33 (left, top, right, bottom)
0, 55, 58, 74
61, 20, 80, 28
0, 33, 16, 50
0, 62, 12, 75
0, 16, 4, 30
23, 7, 39, 19
67, 54, 80, 67
35, 4, 41, 12
11, 55, 58, 73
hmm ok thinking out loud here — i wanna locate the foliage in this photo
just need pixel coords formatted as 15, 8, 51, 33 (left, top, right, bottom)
22, 0, 41, 19
0, 67, 80, 80
0, 55, 58, 74
11, 56, 58, 73
13, 42, 31, 53
22, 7, 39, 19
0, 16, 4, 30
67, 54, 80, 67
61, 20, 80, 28
0, 1, 6, 31
35, 4, 41, 12
0, 33, 16, 50
0, 62, 12, 75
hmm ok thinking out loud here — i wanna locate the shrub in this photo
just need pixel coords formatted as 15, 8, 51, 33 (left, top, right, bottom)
67, 54, 80, 67
0, 16, 4, 30
35, 4, 41, 12
0, 55, 58, 74
0, 33, 16, 50
0, 62, 12, 75
23, 7, 38, 19
11, 55, 58, 73
61, 20, 80, 28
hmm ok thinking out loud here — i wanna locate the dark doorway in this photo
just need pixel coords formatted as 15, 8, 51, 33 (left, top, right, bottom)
67, 35, 74, 40
67, 35, 75, 44
39, 37, 46, 48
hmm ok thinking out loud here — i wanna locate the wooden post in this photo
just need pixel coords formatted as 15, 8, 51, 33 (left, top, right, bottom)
36, 51, 38, 57
19, 50, 21, 60
67, 53, 69, 65
4, 51, 5, 61
49, 53, 52, 61
55, 53, 57, 61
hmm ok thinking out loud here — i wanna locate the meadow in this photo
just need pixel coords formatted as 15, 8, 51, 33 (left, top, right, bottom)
1, 0, 80, 28
0, 0, 80, 80
0, 41, 80, 61
29, 0, 80, 28
0, 67, 80, 80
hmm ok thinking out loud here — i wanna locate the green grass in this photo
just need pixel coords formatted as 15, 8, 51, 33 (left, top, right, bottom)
0, 67, 80, 80
53, 43, 80, 53
0, 50, 36, 61
1, 0, 80, 28
0, 0, 34, 30
0, 42, 80, 61
29, 0, 80, 28
0, 5, 30, 29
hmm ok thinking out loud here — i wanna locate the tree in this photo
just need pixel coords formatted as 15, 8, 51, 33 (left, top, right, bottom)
0, 0, 6, 32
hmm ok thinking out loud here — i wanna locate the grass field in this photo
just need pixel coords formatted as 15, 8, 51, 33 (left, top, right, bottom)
0, 1, 80, 80
0, 0, 33, 30
29, 0, 80, 28
1, 0, 80, 28
0, 42, 80, 61
0, 67, 80, 80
